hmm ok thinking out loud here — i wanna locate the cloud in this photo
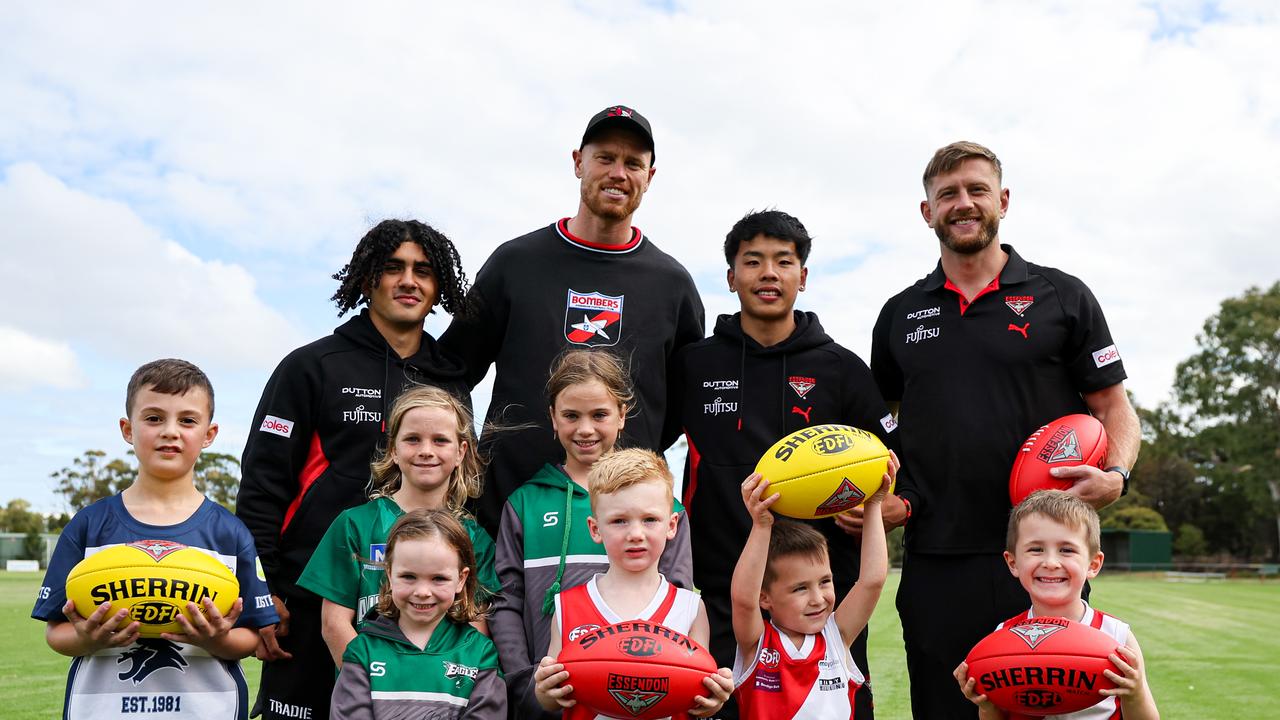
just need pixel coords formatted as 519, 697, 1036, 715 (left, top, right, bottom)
0, 326, 85, 391
0, 163, 303, 370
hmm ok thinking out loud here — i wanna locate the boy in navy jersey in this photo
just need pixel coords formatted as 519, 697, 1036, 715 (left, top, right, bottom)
33, 359, 277, 720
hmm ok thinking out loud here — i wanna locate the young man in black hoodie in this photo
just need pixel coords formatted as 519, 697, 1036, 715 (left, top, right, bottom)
236, 219, 472, 720
677, 210, 899, 719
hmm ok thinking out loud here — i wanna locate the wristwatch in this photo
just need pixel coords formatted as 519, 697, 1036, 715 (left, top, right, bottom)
1105, 466, 1131, 496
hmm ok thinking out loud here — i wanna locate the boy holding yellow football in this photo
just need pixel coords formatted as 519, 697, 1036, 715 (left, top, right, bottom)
32, 359, 278, 720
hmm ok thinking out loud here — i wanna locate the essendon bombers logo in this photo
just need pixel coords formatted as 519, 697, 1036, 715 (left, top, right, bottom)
1009, 619, 1067, 649
127, 540, 187, 562
815, 478, 866, 515
1005, 295, 1035, 316
1037, 426, 1082, 464
565, 289, 624, 347
607, 674, 668, 716
788, 375, 816, 398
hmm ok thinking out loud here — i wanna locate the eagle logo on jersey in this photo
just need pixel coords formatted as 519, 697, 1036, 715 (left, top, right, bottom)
1037, 426, 1082, 464
118, 639, 188, 684
1005, 295, 1035, 316
126, 540, 187, 562
1009, 621, 1066, 650
607, 674, 668, 716
565, 290, 624, 347
815, 478, 866, 515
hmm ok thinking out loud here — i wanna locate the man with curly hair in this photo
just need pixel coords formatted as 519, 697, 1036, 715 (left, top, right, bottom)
441, 105, 705, 537
237, 219, 473, 720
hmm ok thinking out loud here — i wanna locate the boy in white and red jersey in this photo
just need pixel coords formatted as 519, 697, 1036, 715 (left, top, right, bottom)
730, 459, 896, 719
532, 449, 733, 719
954, 490, 1159, 720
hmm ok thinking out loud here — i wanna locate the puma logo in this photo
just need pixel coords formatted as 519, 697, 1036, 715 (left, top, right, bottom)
1008, 323, 1029, 339
791, 406, 812, 423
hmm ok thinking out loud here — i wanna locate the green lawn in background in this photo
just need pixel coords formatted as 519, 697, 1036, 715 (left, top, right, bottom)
3, 570, 1277, 718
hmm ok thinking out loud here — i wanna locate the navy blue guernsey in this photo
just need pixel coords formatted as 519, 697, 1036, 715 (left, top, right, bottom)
33, 494, 278, 720
871, 245, 1127, 554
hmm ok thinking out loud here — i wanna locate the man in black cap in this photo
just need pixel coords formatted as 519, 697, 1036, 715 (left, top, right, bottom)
441, 104, 705, 534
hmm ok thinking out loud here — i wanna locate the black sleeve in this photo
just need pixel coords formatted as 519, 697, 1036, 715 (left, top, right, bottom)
1056, 275, 1128, 393
870, 294, 920, 514
235, 350, 322, 596
440, 255, 510, 390
660, 277, 706, 450
838, 350, 900, 457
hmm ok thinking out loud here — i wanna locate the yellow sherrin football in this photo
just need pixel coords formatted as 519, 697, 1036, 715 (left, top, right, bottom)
754, 424, 891, 519
65, 540, 239, 638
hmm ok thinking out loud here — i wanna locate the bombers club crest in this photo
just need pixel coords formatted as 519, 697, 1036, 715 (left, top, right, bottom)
607, 673, 668, 716
815, 478, 866, 515
1037, 426, 1083, 464
1009, 620, 1067, 650
1005, 295, 1035, 316
788, 375, 816, 398
127, 539, 188, 562
565, 289, 624, 347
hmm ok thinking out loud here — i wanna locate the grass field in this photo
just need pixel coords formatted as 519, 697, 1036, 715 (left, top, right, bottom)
4, 570, 1277, 718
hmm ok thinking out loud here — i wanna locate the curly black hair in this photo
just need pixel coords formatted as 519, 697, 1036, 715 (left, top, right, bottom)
331, 219, 471, 318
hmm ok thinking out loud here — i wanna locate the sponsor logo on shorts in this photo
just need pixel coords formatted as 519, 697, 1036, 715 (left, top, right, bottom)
341, 386, 381, 398
1093, 344, 1121, 368
259, 415, 294, 438
703, 379, 739, 390
788, 375, 816, 398
565, 289, 624, 347
906, 306, 941, 320
905, 325, 940, 344
1005, 295, 1035, 316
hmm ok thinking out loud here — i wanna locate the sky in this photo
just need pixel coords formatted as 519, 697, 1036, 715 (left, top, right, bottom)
1, 1, 1277, 513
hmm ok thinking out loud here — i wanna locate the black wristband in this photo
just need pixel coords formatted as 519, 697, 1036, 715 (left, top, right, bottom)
1105, 466, 1131, 496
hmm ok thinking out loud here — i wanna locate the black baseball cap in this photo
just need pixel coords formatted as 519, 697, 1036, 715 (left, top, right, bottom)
580, 105, 655, 162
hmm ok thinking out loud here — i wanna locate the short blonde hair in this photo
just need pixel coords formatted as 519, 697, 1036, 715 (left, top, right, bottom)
923, 140, 1002, 191
1007, 490, 1101, 556
587, 448, 673, 514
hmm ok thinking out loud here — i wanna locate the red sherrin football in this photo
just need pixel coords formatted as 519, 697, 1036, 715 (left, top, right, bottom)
1009, 414, 1108, 505
965, 616, 1119, 716
557, 620, 717, 719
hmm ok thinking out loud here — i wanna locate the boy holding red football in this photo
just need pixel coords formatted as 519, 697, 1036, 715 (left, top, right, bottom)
729, 461, 896, 719
32, 359, 278, 720
531, 448, 733, 718
954, 490, 1159, 719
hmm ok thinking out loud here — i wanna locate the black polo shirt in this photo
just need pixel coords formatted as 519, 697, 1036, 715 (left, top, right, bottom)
871, 244, 1127, 554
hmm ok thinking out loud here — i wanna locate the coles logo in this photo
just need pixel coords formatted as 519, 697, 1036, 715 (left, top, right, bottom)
259, 414, 294, 438
1093, 344, 1121, 368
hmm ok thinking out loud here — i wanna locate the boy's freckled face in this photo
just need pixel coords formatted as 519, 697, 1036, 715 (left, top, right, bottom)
120, 386, 217, 481
761, 552, 836, 637
1005, 513, 1103, 615
588, 479, 677, 573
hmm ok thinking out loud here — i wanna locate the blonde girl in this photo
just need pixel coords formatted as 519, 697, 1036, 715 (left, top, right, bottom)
299, 385, 498, 665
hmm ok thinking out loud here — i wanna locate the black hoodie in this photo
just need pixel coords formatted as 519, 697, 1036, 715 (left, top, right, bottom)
676, 310, 900, 596
237, 309, 470, 598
